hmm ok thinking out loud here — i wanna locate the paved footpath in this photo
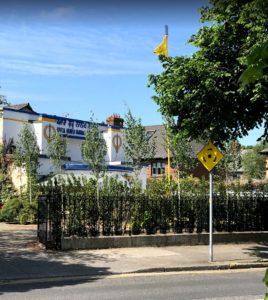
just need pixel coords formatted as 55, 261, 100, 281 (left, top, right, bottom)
0, 222, 268, 283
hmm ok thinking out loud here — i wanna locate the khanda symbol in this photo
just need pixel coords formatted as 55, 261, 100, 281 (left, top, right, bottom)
44, 124, 56, 140
112, 134, 122, 153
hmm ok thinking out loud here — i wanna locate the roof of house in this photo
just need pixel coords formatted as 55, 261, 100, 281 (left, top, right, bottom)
144, 125, 203, 159
5, 103, 36, 113
145, 125, 166, 159
260, 148, 268, 154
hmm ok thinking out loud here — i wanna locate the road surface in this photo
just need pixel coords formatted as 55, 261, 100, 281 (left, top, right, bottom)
0, 268, 266, 300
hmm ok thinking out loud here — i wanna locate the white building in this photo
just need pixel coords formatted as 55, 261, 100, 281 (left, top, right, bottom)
0, 103, 146, 188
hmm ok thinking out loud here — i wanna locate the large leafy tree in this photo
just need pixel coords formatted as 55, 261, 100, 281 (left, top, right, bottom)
239, 40, 268, 85
148, 0, 268, 145
14, 124, 40, 203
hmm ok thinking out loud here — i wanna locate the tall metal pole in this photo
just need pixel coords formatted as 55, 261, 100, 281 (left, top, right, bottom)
165, 24, 171, 183
209, 171, 213, 262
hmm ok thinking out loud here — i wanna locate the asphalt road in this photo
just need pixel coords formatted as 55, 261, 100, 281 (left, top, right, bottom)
0, 269, 266, 300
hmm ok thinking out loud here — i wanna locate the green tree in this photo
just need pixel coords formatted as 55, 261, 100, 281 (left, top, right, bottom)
168, 132, 196, 177
0, 138, 14, 174
242, 142, 266, 180
81, 117, 107, 200
0, 138, 15, 205
165, 120, 197, 197
123, 110, 156, 174
0, 85, 9, 105
239, 40, 268, 85
47, 131, 67, 173
0, 93, 8, 106
14, 124, 40, 203
148, 0, 268, 145
216, 140, 242, 183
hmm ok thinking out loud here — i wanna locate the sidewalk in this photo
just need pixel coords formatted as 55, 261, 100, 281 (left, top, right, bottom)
0, 222, 267, 283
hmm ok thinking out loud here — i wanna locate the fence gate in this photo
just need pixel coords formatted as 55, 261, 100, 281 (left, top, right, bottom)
37, 194, 62, 249
263, 201, 268, 230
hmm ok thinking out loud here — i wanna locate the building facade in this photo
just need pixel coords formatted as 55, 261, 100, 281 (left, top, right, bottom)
0, 103, 146, 188
144, 125, 208, 180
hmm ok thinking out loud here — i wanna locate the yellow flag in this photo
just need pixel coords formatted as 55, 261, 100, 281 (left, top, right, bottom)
154, 35, 168, 57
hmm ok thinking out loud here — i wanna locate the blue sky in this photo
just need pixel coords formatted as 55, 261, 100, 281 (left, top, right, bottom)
0, 0, 263, 145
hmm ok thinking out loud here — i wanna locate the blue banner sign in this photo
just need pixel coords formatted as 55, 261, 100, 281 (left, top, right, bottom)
56, 119, 88, 136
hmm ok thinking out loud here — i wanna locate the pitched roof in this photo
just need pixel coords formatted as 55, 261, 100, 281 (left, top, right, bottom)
144, 125, 203, 159
145, 125, 166, 159
6, 103, 36, 113
260, 148, 268, 154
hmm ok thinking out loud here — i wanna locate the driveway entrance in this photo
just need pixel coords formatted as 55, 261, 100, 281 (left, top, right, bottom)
0, 222, 38, 253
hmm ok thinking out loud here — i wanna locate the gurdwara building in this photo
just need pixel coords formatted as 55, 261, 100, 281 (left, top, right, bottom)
0, 103, 145, 189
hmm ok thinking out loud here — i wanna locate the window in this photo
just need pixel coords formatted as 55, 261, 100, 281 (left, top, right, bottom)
145, 130, 155, 141
152, 161, 165, 176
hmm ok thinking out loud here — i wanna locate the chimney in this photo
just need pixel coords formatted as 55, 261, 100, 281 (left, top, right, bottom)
106, 114, 124, 127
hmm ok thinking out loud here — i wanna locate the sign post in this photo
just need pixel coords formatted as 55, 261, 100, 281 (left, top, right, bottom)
197, 142, 223, 262
209, 171, 213, 262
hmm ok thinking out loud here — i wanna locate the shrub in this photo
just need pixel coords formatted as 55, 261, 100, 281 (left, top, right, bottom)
37, 174, 268, 238
18, 200, 37, 224
0, 194, 38, 224
0, 198, 23, 222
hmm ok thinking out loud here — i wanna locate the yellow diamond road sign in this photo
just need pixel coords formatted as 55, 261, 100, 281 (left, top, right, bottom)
197, 142, 223, 172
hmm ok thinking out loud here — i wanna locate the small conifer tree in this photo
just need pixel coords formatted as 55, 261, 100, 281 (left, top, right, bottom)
14, 124, 40, 203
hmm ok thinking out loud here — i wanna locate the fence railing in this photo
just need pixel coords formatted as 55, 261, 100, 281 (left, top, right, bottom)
38, 186, 268, 248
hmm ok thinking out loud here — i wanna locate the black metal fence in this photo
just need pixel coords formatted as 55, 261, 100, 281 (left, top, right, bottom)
37, 186, 268, 249
37, 194, 62, 249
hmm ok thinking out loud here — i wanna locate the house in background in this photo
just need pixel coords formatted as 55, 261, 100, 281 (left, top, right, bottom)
260, 148, 268, 179
144, 125, 208, 180
238, 147, 268, 183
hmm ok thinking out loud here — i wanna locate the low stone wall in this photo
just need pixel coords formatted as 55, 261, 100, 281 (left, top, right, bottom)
61, 232, 268, 250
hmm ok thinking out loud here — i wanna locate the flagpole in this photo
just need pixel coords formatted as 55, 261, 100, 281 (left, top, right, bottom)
154, 25, 170, 183
165, 25, 171, 183
165, 25, 168, 57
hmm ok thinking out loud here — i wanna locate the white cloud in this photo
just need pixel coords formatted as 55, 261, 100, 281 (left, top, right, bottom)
1, 89, 48, 103
0, 24, 160, 76
40, 6, 75, 20
0, 58, 156, 76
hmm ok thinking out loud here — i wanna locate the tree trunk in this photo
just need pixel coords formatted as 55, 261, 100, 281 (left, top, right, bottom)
96, 174, 100, 210
177, 169, 181, 201
29, 174, 32, 204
